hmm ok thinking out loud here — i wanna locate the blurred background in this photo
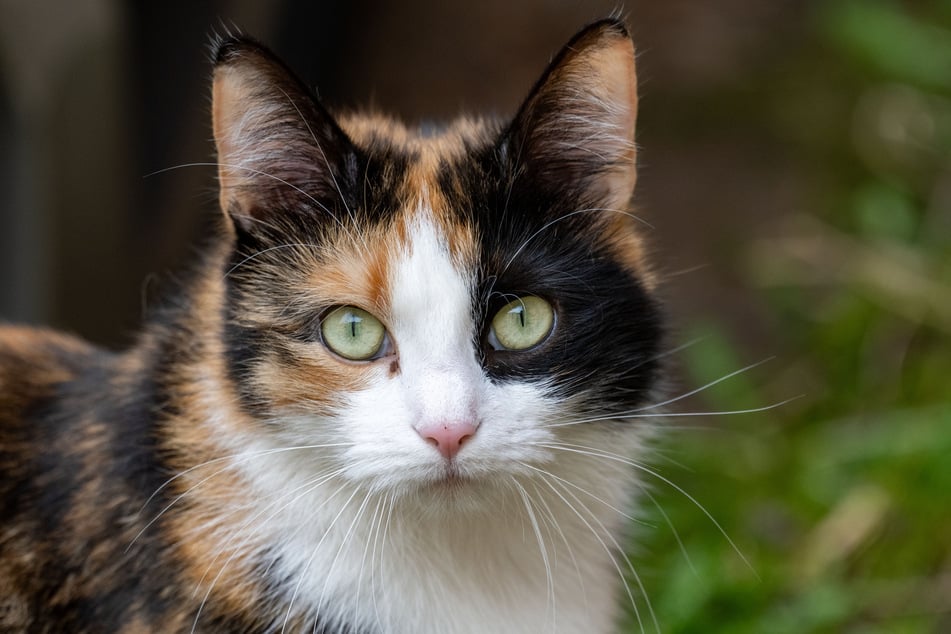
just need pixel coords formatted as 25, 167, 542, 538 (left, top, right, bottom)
1, 0, 949, 631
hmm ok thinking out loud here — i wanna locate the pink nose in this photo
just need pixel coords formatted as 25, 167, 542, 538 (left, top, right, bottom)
416, 421, 478, 460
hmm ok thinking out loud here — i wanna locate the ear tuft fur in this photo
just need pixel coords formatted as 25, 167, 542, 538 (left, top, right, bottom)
210, 37, 357, 235
505, 18, 639, 210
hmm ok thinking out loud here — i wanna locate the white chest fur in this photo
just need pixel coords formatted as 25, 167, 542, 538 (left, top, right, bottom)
248, 457, 640, 634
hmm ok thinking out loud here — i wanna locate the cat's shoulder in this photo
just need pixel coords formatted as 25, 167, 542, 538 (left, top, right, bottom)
0, 325, 106, 408
0, 324, 101, 368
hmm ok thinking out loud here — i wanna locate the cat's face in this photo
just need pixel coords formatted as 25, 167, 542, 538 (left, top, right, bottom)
210, 23, 662, 505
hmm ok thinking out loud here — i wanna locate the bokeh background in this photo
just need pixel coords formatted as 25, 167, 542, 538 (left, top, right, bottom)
1, 1, 949, 632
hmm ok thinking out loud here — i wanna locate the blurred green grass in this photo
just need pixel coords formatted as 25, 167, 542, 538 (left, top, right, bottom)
626, 2, 951, 632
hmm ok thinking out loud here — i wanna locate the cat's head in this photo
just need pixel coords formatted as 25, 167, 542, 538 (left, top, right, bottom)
209, 19, 662, 504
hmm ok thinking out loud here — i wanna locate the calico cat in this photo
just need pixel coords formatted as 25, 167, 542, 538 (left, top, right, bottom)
0, 18, 662, 634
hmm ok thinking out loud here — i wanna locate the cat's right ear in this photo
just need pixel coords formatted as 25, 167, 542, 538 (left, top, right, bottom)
211, 37, 357, 235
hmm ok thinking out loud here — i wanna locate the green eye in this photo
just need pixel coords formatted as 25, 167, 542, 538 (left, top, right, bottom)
489, 296, 555, 351
320, 306, 387, 361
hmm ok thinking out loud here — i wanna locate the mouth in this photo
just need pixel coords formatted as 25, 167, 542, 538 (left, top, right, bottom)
407, 466, 507, 514
424, 463, 474, 491
437, 463, 464, 483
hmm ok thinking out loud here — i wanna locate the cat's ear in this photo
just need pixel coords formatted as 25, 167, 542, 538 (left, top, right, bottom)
504, 19, 638, 210
211, 37, 356, 234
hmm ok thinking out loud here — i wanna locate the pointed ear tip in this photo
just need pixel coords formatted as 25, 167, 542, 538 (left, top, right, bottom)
579, 17, 633, 44
562, 18, 635, 72
600, 24, 636, 60
212, 35, 269, 67
597, 16, 631, 37
570, 19, 637, 86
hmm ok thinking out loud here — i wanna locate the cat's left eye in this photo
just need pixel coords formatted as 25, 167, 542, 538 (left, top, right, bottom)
488, 296, 555, 351
320, 306, 389, 361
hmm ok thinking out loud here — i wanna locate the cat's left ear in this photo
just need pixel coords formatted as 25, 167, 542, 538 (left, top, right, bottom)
504, 19, 638, 210
211, 36, 357, 234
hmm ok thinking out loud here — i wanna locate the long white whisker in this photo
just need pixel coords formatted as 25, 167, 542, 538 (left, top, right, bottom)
636, 357, 776, 413
501, 207, 653, 275
374, 491, 396, 631
200, 465, 346, 587
540, 441, 758, 578
282, 485, 362, 633
190, 467, 347, 633
145, 162, 347, 232
547, 356, 778, 429
511, 478, 556, 630
644, 489, 699, 579
546, 397, 801, 428
313, 489, 374, 632
224, 242, 326, 278
529, 468, 652, 634
517, 460, 652, 528
275, 88, 358, 234
356, 493, 385, 609
648, 335, 707, 365
129, 443, 351, 551
528, 481, 588, 621
137, 443, 350, 516
368, 492, 390, 631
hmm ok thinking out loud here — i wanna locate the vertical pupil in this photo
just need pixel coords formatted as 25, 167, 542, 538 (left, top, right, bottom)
349, 315, 359, 338
518, 306, 525, 328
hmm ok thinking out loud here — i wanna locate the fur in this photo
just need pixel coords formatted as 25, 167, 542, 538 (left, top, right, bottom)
0, 18, 663, 633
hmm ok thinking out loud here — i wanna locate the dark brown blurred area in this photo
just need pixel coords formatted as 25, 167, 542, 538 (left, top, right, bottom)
0, 0, 803, 350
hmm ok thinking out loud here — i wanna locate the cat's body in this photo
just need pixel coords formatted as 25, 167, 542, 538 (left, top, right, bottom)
0, 19, 662, 633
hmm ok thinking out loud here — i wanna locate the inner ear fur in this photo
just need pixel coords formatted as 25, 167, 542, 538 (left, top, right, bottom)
212, 37, 357, 234
505, 19, 639, 211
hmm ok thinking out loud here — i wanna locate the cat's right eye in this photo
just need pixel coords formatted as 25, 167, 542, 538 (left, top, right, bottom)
320, 306, 388, 361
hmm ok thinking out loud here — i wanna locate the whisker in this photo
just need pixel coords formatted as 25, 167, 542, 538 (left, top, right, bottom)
664, 262, 711, 278
636, 357, 776, 413
368, 492, 390, 631
549, 355, 777, 426
374, 491, 396, 631
191, 467, 347, 633
275, 88, 359, 238
546, 396, 801, 428
650, 335, 707, 364
200, 466, 347, 584
539, 441, 758, 579
528, 482, 588, 618
138, 443, 351, 515
282, 485, 362, 633
527, 468, 653, 634
144, 161, 347, 232
500, 206, 654, 277
224, 242, 327, 279
517, 460, 652, 528
130, 443, 351, 550
644, 489, 699, 579
511, 478, 556, 630
313, 489, 375, 632
355, 493, 385, 607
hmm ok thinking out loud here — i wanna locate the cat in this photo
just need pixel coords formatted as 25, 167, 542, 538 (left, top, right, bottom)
0, 17, 663, 634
